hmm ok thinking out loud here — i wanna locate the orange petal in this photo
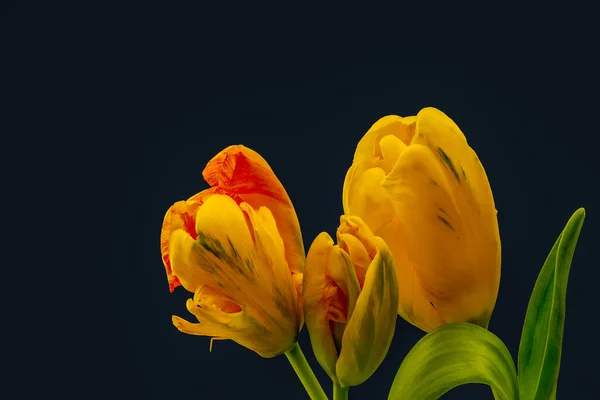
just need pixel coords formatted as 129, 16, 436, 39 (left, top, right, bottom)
202, 145, 305, 276
203, 145, 289, 202
160, 197, 203, 292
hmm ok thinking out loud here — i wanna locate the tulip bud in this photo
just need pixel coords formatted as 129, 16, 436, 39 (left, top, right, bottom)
343, 107, 501, 332
303, 215, 399, 387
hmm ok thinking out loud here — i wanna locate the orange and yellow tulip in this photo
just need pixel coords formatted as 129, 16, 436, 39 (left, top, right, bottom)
303, 215, 398, 387
343, 107, 501, 333
160, 145, 304, 357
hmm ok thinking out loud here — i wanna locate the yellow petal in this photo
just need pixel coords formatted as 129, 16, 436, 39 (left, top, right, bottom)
342, 115, 416, 218
337, 215, 377, 256
303, 232, 340, 382
194, 194, 255, 265
184, 288, 241, 329
411, 108, 500, 326
384, 141, 499, 328
336, 232, 370, 286
343, 166, 392, 234
183, 297, 292, 358
169, 230, 213, 293
173, 304, 289, 358
171, 194, 257, 298
327, 248, 360, 356
329, 247, 361, 322
411, 107, 495, 220
161, 198, 204, 292
172, 315, 222, 336
343, 169, 432, 328
172, 287, 243, 341
378, 134, 407, 173
336, 215, 378, 288
336, 238, 399, 387
353, 115, 416, 167
241, 202, 302, 331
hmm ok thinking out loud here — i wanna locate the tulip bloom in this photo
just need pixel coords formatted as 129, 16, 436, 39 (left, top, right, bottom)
160, 145, 305, 358
303, 215, 398, 387
343, 107, 501, 333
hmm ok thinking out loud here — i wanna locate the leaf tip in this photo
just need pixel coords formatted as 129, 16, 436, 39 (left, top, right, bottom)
568, 207, 586, 230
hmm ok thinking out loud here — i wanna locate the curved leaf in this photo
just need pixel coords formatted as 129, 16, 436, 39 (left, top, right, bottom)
388, 322, 519, 400
518, 208, 586, 400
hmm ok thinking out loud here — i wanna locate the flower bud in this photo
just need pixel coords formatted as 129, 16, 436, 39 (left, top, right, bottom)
303, 215, 398, 387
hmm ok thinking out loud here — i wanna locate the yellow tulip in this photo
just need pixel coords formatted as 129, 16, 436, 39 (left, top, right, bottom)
303, 215, 398, 387
343, 107, 501, 333
160, 145, 304, 357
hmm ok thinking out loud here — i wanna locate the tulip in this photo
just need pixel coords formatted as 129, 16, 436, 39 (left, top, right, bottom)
160, 145, 305, 357
303, 215, 398, 387
342, 107, 501, 333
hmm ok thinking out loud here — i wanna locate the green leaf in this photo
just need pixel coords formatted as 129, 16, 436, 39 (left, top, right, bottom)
518, 208, 586, 400
387, 322, 519, 400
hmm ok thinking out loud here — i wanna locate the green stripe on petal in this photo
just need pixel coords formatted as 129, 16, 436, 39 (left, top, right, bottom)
337, 240, 399, 387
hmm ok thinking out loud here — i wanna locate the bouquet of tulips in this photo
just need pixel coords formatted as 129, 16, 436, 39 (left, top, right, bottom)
159, 107, 584, 400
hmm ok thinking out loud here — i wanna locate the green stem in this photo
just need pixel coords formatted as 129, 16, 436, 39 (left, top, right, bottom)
333, 383, 349, 400
285, 343, 328, 400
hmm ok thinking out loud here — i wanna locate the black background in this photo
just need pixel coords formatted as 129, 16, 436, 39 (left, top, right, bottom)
4, 2, 599, 399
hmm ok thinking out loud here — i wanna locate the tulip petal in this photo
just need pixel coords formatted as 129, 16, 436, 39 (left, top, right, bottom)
352, 115, 416, 167
303, 232, 343, 383
378, 134, 408, 173
161, 199, 202, 292
168, 230, 216, 293
194, 194, 255, 258
327, 248, 360, 355
172, 310, 285, 358
337, 216, 377, 256
342, 115, 416, 221
172, 314, 226, 337
202, 145, 305, 276
384, 144, 463, 282
329, 247, 361, 323
336, 238, 399, 387
343, 167, 393, 233
183, 298, 290, 358
336, 215, 378, 288
168, 194, 259, 302
411, 107, 497, 238
383, 142, 498, 328
241, 202, 301, 331
336, 233, 370, 287
183, 291, 242, 331
161, 189, 226, 292
343, 170, 432, 328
